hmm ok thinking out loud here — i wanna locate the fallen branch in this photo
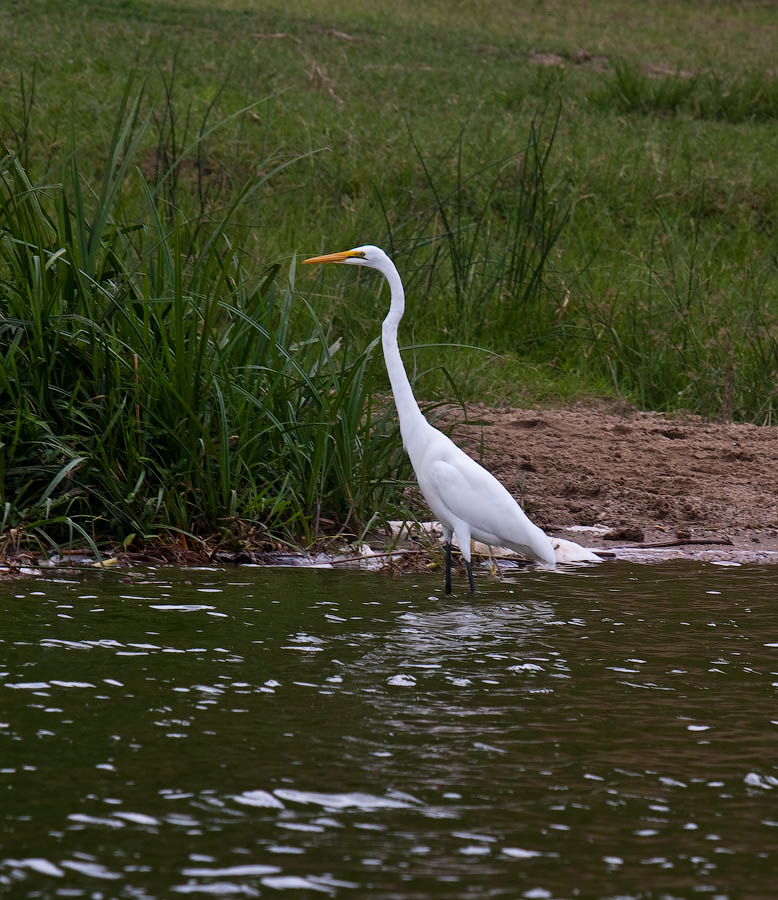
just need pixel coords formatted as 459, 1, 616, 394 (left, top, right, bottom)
627, 537, 734, 549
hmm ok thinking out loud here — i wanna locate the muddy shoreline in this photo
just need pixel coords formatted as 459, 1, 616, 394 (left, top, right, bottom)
4, 404, 777, 577
453, 403, 778, 565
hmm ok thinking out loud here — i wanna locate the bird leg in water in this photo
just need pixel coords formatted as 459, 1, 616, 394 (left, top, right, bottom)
465, 559, 476, 594
444, 542, 452, 595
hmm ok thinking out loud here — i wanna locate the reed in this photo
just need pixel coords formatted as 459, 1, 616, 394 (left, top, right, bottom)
0, 82, 408, 553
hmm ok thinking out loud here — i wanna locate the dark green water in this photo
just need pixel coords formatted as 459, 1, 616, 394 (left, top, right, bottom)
2, 562, 778, 899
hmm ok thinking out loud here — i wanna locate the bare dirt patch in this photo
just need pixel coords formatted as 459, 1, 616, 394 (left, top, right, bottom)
528, 47, 609, 70
452, 403, 778, 563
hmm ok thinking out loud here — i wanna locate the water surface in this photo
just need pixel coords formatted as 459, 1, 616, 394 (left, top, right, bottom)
2, 562, 777, 898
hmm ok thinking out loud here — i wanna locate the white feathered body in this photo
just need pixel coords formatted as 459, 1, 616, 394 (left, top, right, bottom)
404, 419, 557, 567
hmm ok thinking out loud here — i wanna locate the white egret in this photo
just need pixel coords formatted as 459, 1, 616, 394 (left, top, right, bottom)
303, 245, 556, 593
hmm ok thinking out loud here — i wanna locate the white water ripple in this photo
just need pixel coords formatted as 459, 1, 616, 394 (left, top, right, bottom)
273, 789, 417, 810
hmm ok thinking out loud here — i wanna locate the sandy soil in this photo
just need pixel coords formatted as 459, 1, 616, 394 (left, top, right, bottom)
450, 403, 778, 564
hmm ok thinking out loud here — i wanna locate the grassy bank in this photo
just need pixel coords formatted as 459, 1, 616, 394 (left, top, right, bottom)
2, 0, 778, 552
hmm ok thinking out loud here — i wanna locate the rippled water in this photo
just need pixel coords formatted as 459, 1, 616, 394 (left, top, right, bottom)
2, 561, 778, 899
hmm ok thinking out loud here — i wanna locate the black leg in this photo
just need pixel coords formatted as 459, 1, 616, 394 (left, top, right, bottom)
466, 558, 476, 594
444, 542, 452, 595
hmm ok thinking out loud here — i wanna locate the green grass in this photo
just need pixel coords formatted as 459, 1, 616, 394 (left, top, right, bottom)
593, 58, 778, 122
2, 0, 778, 550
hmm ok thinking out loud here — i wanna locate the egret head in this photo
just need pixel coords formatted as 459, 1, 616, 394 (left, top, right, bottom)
302, 244, 388, 270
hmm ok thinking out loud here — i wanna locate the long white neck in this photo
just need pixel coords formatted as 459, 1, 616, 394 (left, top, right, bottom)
377, 258, 428, 447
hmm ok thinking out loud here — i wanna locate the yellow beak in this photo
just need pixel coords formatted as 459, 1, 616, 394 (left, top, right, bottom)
302, 250, 359, 265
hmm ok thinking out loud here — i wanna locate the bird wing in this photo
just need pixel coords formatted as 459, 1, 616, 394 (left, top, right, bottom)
426, 455, 523, 535
425, 451, 554, 564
